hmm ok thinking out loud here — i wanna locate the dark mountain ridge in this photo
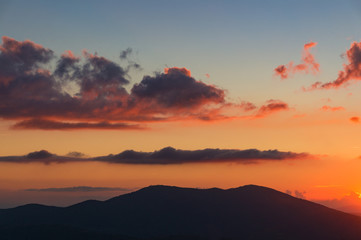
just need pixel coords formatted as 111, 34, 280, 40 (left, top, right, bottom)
1, 185, 361, 239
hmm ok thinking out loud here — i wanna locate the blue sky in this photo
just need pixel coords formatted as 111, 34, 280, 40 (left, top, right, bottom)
2, 0, 361, 103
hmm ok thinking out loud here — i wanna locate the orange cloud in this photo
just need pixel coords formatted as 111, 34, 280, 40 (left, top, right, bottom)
307, 41, 361, 90
320, 105, 345, 112
256, 100, 289, 117
274, 41, 319, 80
350, 117, 360, 123
164, 67, 191, 77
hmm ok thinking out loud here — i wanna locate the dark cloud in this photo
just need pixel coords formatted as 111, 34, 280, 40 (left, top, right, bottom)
79, 51, 130, 99
24, 186, 131, 192
130, 67, 225, 109
0, 36, 54, 83
54, 50, 130, 100
13, 118, 143, 130
54, 50, 80, 79
27, 150, 53, 159
101, 146, 308, 164
119, 48, 141, 70
120, 48, 132, 60
0, 147, 310, 165
0, 36, 277, 130
306, 41, 361, 90
0, 150, 81, 164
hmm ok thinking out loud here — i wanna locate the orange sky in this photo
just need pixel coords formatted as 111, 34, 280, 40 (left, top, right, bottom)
2, 1, 361, 211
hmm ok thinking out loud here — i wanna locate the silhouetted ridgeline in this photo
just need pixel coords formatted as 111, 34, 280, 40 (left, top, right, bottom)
1, 185, 361, 240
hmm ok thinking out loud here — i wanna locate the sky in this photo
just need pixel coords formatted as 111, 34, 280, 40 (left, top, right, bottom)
2, 0, 361, 211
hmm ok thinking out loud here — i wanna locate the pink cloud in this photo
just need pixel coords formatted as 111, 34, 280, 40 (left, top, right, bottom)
306, 41, 361, 90
274, 41, 319, 80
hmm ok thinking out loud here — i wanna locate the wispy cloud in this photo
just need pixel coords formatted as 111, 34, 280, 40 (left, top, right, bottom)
255, 100, 289, 118
285, 189, 306, 199
274, 42, 319, 80
320, 105, 345, 112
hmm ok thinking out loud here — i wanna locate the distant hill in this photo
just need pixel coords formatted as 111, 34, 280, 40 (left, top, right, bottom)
1, 185, 361, 239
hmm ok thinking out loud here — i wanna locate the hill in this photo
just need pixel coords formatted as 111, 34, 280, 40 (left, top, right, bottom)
1, 185, 361, 239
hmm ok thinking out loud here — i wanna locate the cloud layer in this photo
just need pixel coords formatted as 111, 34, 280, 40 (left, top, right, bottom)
274, 42, 319, 80
24, 186, 131, 192
0, 36, 288, 130
0, 147, 310, 165
12, 118, 143, 130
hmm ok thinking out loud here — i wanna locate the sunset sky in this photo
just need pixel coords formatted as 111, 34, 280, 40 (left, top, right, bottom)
2, 0, 361, 211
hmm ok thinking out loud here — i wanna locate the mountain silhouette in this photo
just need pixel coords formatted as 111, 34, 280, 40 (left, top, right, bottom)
1, 185, 361, 239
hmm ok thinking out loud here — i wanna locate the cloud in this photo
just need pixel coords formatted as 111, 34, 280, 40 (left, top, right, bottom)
65, 152, 87, 158
120, 48, 133, 60
27, 150, 53, 159
0, 36, 54, 86
0, 37, 261, 130
350, 117, 360, 123
0, 147, 311, 165
274, 42, 319, 80
131, 67, 225, 109
24, 186, 131, 192
285, 190, 306, 199
0, 150, 82, 164
294, 190, 306, 199
256, 99, 289, 117
119, 48, 141, 70
12, 118, 144, 130
306, 41, 361, 90
320, 105, 345, 111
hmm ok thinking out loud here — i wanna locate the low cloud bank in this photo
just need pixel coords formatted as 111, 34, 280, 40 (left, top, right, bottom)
0, 147, 311, 165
